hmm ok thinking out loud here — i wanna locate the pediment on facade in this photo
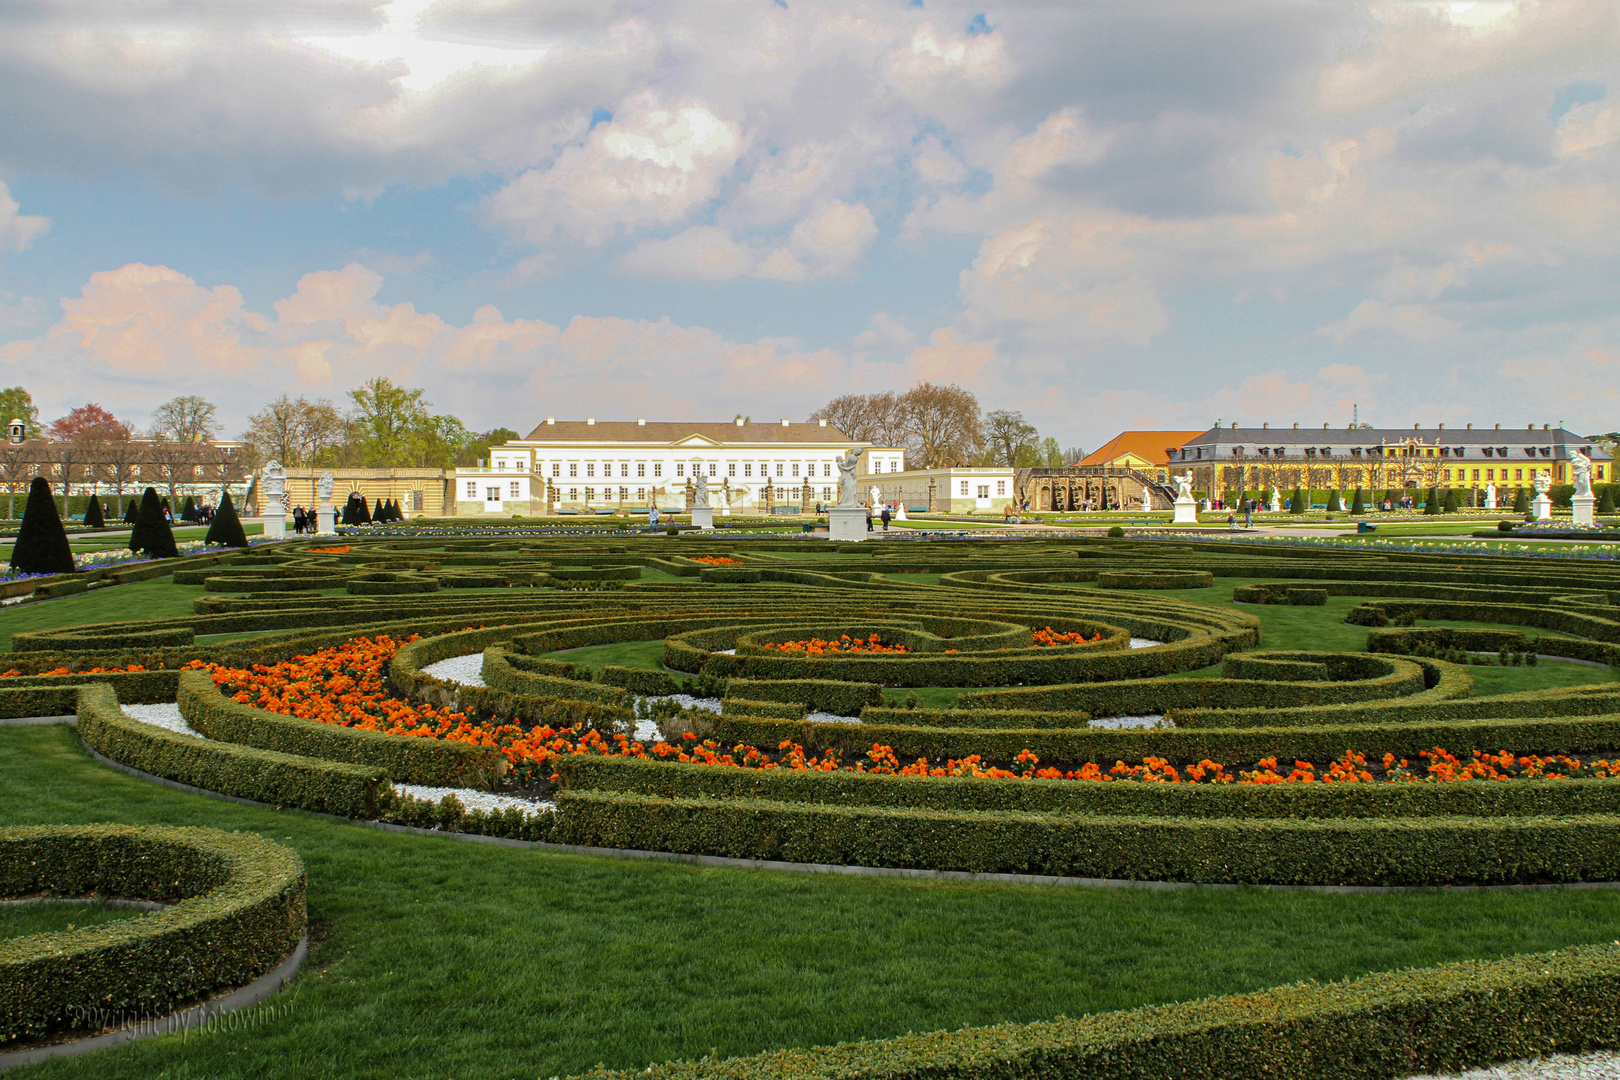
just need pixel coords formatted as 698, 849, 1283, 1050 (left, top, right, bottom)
670, 434, 725, 448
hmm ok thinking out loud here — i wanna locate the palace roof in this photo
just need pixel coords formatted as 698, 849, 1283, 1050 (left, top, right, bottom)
1079, 431, 1205, 468
519, 420, 857, 444
1175, 425, 1611, 462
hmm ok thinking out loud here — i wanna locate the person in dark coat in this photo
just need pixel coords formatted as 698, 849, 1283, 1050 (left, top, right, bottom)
292, 505, 308, 534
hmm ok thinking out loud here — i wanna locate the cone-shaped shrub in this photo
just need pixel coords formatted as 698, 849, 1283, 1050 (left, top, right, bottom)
1350, 487, 1366, 515
204, 489, 248, 548
83, 496, 105, 528
1289, 486, 1304, 514
1443, 487, 1460, 512
123, 499, 137, 524
1600, 486, 1616, 515
372, 497, 384, 521
340, 495, 357, 525
1514, 486, 1531, 515
129, 487, 178, 559
1424, 487, 1440, 515
180, 496, 197, 522
389, 499, 401, 522
356, 496, 372, 524
1326, 489, 1342, 512
10, 477, 74, 576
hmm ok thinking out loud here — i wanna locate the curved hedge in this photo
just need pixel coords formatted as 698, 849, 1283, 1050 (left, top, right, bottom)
1, 824, 304, 1044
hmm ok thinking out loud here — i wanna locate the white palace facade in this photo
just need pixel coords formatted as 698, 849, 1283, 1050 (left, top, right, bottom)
454, 417, 904, 516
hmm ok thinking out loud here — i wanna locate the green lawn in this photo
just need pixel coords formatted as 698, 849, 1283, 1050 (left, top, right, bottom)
8, 724, 1620, 1080
0, 579, 208, 650
0, 899, 145, 939
539, 638, 668, 672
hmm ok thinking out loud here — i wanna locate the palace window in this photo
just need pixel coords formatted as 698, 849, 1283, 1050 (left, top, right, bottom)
1514, 469, 1523, 480
776, 463, 784, 477
675, 463, 684, 477
791, 463, 799, 477
653, 463, 662, 478
637, 487, 645, 499
569, 463, 577, 477
996, 481, 1006, 496
485, 487, 499, 503
509, 481, 520, 497
497, 459, 505, 469
552, 463, 560, 477
822, 487, 831, 501
637, 463, 645, 477
977, 485, 989, 498
569, 488, 578, 500
411, 491, 422, 511
620, 463, 629, 477
823, 463, 831, 477
959, 480, 969, 495
728, 463, 735, 476
585, 487, 594, 500
709, 463, 716, 476
1471, 470, 1479, 481
466, 481, 477, 498
744, 463, 752, 477
586, 463, 594, 477
888, 461, 897, 472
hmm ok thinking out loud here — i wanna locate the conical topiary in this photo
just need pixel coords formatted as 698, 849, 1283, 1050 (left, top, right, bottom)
356, 496, 372, 524
204, 489, 248, 548
1350, 487, 1366, 515
388, 498, 401, 522
1443, 487, 1459, 512
129, 487, 178, 559
1423, 486, 1439, 514
372, 498, 384, 522
1290, 486, 1304, 514
123, 499, 138, 524
180, 496, 197, 522
1326, 489, 1342, 512
10, 477, 75, 576
340, 495, 358, 525
1513, 486, 1530, 515
83, 496, 105, 529
1599, 486, 1616, 515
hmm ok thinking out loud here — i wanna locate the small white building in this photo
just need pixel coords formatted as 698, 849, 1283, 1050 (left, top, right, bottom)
454, 417, 903, 516
859, 465, 1018, 514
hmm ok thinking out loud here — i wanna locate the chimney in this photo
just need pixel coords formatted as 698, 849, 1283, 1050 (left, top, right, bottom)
1231, 422, 1238, 429
1494, 423, 1501, 430
1262, 422, 1269, 429
818, 419, 827, 427
1292, 422, 1299, 430
1438, 424, 1445, 431
1466, 424, 1472, 430
586, 418, 595, 426
736, 417, 744, 426
781, 418, 790, 427
1322, 423, 1329, 430
1414, 424, 1420, 431
636, 418, 645, 426
1543, 423, 1550, 430
1528, 424, 1535, 430
545, 417, 555, 425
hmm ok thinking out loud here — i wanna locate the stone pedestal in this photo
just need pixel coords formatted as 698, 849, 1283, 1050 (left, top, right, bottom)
1483, 490, 1496, 510
262, 513, 285, 540
316, 504, 336, 534
1533, 494, 1552, 521
1172, 496, 1199, 525
1572, 494, 1595, 526
690, 507, 715, 530
827, 506, 867, 541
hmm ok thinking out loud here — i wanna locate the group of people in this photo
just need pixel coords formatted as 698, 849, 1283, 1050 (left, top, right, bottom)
290, 505, 327, 534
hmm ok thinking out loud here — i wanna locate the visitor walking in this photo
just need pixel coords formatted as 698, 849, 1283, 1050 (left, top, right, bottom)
293, 506, 308, 534
880, 504, 891, 531
1243, 504, 1251, 528
648, 504, 660, 533
865, 504, 873, 532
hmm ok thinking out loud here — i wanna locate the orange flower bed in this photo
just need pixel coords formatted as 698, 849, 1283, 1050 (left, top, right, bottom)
762, 634, 912, 654
192, 635, 1620, 788
690, 556, 742, 565
0, 664, 147, 677
1030, 627, 1103, 647
307, 546, 351, 554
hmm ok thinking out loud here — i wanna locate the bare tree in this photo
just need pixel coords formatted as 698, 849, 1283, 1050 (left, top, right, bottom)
196, 444, 245, 505
146, 435, 200, 509
244, 395, 347, 466
0, 444, 29, 520
808, 395, 880, 441
1064, 445, 1086, 465
984, 410, 1039, 467
898, 382, 982, 467
98, 429, 143, 516
150, 395, 218, 443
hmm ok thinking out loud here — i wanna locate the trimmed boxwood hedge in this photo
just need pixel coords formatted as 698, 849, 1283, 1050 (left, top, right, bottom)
1096, 570, 1213, 589
578, 940, 1620, 1080
176, 670, 504, 788
551, 788, 1620, 886
76, 684, 385, 818
0, 824, 306, 1045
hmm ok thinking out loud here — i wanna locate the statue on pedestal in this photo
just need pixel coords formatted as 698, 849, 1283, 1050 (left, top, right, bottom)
836, 448, 861, 508
1175, 473, 1194, 501
1572, 450, 1594, 497
1534, 472, 1551, 497
316, 470, 334, 504
692, 471, 710, 508
1483, 481, 1496, 509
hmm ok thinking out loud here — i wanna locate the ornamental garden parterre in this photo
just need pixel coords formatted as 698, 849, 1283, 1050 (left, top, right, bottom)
6, 528, 1620, 1078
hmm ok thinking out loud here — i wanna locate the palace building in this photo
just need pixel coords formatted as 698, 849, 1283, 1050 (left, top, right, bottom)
1164, 423, 1611, 499
453, 417, 901, 516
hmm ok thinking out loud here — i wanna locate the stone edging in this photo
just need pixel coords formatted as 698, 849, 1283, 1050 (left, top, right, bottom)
0, 715, 76, 727
0, 937, 307, 1072
79, 739, 1620, 897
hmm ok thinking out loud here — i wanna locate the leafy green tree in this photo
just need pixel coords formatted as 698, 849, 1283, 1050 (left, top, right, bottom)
0, 387, 40, 440
10, 477, 73, 575
204, 489, 248, 548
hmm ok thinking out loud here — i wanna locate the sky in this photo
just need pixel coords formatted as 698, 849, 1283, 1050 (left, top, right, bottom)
0, 0, 1616, 450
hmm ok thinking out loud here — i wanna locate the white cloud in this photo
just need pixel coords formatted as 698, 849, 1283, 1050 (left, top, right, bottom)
0, 182, 48, 254
300, 0, 549, 94
1556, 99, 1620, 158
852, 311, 916, 357
485, 94, 743, 245
1318, 299, 1462, 344
617, 227, 755, 281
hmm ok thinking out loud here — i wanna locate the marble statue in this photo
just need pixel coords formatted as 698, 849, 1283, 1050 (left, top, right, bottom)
870, 485, 881, 508
1572, 450, 1594, 497
1270, 487, 1282, 512
262, 460, 285, 500
1141, 484, 1151, 508
692, 470, 710, 508
316, 470, 334, 502
836, 448, 861, 508
1175, 473, 1194, 501
1534, 472, 1551, 496
1484, 481, 1496, 509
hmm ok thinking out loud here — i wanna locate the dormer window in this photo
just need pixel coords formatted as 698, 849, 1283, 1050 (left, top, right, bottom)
1453, 448, 1464, 457
1259, 447, 1270, 456
1321, 447, 1332, 456
1304, 447, 1316, 456
1483, 447, 1493, 456
1232, 446, 1245, 457
1274, 447, 1286, 457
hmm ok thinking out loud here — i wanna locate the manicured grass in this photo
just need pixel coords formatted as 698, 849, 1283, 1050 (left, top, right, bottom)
0, 579, 207, 650
0, 899, 145, 939
539, 638, 668, 672
1465, 660, 1618, 696
8, 724, 1620, 1080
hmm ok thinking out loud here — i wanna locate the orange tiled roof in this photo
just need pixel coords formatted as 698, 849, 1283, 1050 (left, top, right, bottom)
1078, 431, 1204, 468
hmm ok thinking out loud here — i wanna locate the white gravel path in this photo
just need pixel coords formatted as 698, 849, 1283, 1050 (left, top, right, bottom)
1129, 637, 1164, 649
421, 652, 486, 687
807, 711, 862, 724
120, 702, 203, 738
391, 783, 554, 815
1087, 714, 1170, 730
1407, 1051, 1620, 1079
644, 693, 722, 714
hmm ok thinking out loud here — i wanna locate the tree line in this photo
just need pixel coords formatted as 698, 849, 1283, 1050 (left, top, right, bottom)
807, 383, 1082, 469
